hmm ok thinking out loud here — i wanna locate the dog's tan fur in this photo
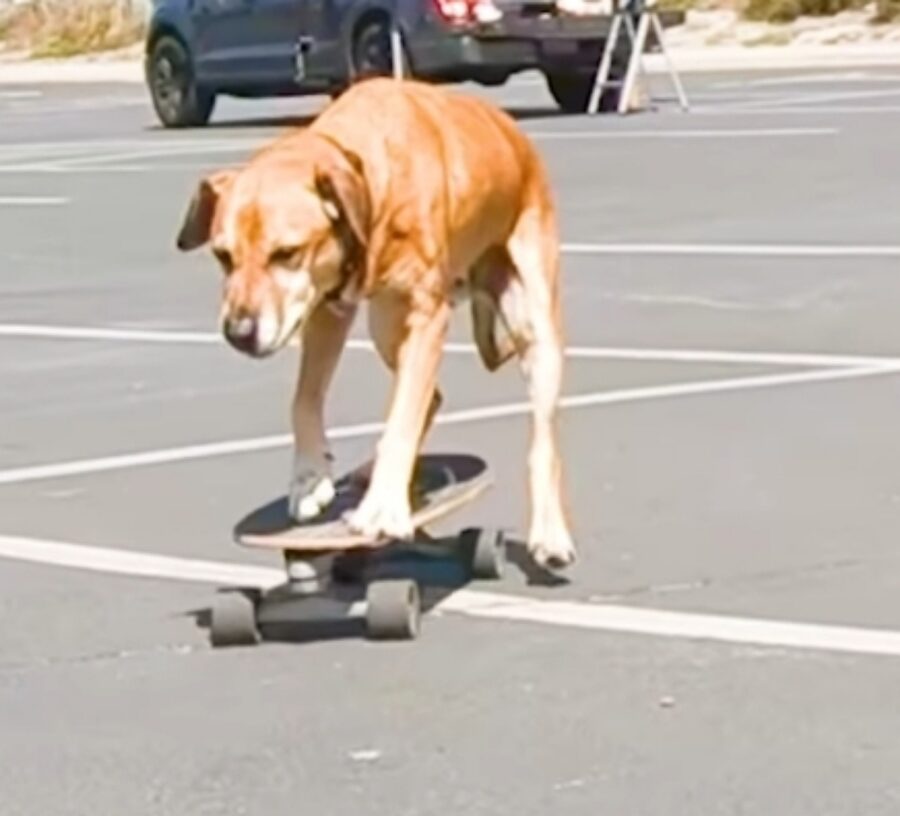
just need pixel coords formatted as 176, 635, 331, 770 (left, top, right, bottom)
176, 77, 576, 569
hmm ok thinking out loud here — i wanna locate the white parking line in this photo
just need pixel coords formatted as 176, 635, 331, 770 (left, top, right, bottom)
1, 98, 151, 118
3, 531, 900, 658
0, 196, 68, 206
0, 165, 155, 174
0, 90, 43, 100
712, 71, 900, 89
52, 143, 262, 168
1, 364, 898, 487
0, 127, 839, 174
439, 589, 900, 658
4, 322, 900, 369
529, 128, 838, 140
0, 130, 830, 162
698, 105, 900, 116
564, 242, 900, 258
0, 139, 248, 162
0, 324, 221, 345
727, 87, 900, 110
0, 533, 284, 588
0, 138, 262, 173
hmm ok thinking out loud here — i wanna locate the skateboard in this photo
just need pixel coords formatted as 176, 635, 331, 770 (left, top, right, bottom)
209, 452, 508, 648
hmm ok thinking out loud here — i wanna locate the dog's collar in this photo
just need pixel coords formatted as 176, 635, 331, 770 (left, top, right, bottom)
313, 131, 368, 308
322, 241, 360, 309
321, 202, 363, 309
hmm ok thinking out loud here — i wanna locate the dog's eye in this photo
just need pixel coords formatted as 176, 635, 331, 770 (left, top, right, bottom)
212, 247, 233, 273
269, 246, 304, 268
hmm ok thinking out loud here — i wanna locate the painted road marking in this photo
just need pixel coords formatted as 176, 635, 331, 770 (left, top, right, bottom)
439, 589, 900, 658
0, 127, 839, 174
3, 532, 900, 658
0, 90, 43, 100
727, 86, 900, 110
712, 71, 900, 89
1, 365, 898, 486
529, 128, 838, 140
564, 242, 900, 258
0, 196, 68, 206
697, 105, 900, 116
4, 322, 900, 369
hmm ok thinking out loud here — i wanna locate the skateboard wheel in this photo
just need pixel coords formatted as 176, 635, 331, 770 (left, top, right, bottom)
462, 527, 507, 580
210, 591, 260, 648
365, 579, 421, 641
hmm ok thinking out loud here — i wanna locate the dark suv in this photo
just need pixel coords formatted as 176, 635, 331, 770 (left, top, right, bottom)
144, 0, 682, 128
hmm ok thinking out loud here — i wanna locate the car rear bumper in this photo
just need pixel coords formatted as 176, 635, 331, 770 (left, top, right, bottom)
408, 9, 683, 79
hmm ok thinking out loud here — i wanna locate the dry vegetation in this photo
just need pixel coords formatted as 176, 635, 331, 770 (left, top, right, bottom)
873, 0, 900, 20
656, 0, 900, 20
0, 0, 897, 58
0, 0, 147, 58
742, 0, 866, 22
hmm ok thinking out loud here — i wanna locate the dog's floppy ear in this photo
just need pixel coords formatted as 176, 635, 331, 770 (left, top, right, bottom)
314, 147, 371, 250
176, 169, 237, 252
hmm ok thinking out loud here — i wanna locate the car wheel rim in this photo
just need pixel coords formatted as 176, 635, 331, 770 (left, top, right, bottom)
153, 53, 185, 116
356, 28, 391, 75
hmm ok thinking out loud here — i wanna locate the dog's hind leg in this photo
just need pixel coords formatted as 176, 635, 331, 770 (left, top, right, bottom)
469, 247, 523, 373
503, 196, 576, 571
288, 300, 357, 522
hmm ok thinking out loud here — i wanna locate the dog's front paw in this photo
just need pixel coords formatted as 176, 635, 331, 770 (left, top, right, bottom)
288, 453, 336, 522
528, 527, 577, 571
346, 490, 414, 541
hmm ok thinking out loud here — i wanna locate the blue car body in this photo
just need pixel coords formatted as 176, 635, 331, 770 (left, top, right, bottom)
144, 0, 682, 123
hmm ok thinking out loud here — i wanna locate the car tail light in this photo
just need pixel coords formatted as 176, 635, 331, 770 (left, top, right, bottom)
433, 0, 502, 23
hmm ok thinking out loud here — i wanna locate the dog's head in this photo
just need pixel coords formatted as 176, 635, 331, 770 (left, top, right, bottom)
175, 136, 370, 357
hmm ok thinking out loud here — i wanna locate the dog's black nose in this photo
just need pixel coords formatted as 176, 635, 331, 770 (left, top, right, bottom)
224, 314, 257, 353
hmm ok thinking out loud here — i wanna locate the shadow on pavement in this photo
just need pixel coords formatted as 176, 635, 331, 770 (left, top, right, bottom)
142, 103, 576, 134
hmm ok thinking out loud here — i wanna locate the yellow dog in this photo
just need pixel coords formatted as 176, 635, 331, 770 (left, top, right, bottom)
176, 78, 576, 570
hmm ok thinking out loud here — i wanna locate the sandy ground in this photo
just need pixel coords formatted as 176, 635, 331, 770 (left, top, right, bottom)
669, 4, 900, 47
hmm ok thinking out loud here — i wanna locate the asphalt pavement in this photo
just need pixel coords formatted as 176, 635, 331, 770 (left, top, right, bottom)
2, 67, 900, 815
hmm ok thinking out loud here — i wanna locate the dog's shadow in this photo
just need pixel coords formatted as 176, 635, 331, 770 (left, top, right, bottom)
183, 532, 569, 647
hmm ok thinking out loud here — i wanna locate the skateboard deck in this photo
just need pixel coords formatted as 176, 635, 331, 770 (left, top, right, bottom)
234, 453, 492, 553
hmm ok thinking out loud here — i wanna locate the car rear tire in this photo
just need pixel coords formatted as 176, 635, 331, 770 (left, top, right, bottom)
544, 63, 624, 114
147, 35, 216, 128
351, 17, 396, 80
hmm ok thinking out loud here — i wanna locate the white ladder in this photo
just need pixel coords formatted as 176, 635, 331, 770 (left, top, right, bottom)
587, 0, 690, 115
391, 24, 405, 80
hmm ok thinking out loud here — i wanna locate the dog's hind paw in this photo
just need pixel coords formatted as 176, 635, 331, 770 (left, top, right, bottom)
528, 531, 577, 572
